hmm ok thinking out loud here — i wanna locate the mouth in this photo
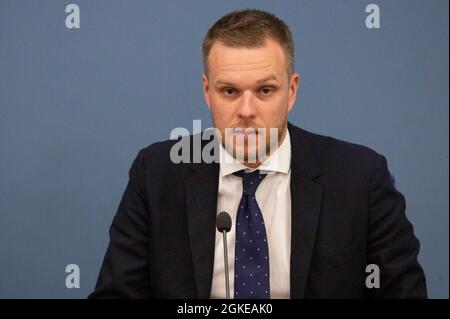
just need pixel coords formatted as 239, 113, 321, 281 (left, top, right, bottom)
232, 128, 258, 136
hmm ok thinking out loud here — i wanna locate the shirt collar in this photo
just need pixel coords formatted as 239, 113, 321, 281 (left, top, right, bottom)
219, 129, 292, 177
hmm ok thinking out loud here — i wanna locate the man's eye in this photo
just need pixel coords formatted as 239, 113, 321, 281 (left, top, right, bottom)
222, 88, 236, 96
259, 87, 273, 96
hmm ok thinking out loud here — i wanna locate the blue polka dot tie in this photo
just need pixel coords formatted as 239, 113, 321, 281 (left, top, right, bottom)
233, 170, 270, 299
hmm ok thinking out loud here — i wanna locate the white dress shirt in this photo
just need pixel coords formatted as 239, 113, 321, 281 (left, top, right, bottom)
210, 131, 292, 299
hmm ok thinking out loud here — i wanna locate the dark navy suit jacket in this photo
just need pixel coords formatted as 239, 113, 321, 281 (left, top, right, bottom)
89, 123, 427, 298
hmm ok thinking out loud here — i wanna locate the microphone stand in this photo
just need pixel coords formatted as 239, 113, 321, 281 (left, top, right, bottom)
221, 230, 231, 299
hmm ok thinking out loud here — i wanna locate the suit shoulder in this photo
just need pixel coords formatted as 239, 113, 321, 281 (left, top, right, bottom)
306, 129, 379, 156
297, 127, 383, 172
132, 138, 180, 172
139, 138, 178, 158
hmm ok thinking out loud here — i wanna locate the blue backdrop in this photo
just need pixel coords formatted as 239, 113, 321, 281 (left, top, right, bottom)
0, 0, 448, 298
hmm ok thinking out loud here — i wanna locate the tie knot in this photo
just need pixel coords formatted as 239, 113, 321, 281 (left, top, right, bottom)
233, 170, 267, 196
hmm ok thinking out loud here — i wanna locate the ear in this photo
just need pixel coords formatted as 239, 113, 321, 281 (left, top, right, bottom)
287, 72, 300, 113
202, 73, 211, 110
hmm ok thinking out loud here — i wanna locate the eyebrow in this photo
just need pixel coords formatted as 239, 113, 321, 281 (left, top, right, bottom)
256, 75, 278, 84
215, 75, 279, 87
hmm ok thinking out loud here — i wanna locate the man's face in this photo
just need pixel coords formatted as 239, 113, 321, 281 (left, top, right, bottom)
202, 38, 300, 167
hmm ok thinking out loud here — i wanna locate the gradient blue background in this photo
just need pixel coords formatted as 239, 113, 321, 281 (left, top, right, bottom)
0, 0, 448, 298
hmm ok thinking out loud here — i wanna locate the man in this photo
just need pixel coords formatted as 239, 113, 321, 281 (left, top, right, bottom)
89, 9, 427, 298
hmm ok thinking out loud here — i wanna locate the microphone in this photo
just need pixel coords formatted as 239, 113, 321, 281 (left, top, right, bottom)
216, 211, 232, 299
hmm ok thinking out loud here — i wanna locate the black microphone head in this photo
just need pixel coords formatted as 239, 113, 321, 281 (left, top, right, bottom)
216, 211, 232, 232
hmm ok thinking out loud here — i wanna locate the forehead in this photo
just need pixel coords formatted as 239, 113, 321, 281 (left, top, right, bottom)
207, 38, 287, 82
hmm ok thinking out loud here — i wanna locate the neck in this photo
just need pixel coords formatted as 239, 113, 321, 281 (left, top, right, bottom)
243, 161, 261, 169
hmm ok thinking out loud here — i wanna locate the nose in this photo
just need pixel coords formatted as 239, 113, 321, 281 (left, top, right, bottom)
236, 91, 257, 119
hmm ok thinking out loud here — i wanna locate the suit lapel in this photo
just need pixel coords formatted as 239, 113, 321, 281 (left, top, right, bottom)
184, 142, 220, 298
288, 123, 323, 298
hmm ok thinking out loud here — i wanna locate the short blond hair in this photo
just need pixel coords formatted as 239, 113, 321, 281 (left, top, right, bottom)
202, 9, 295, 76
